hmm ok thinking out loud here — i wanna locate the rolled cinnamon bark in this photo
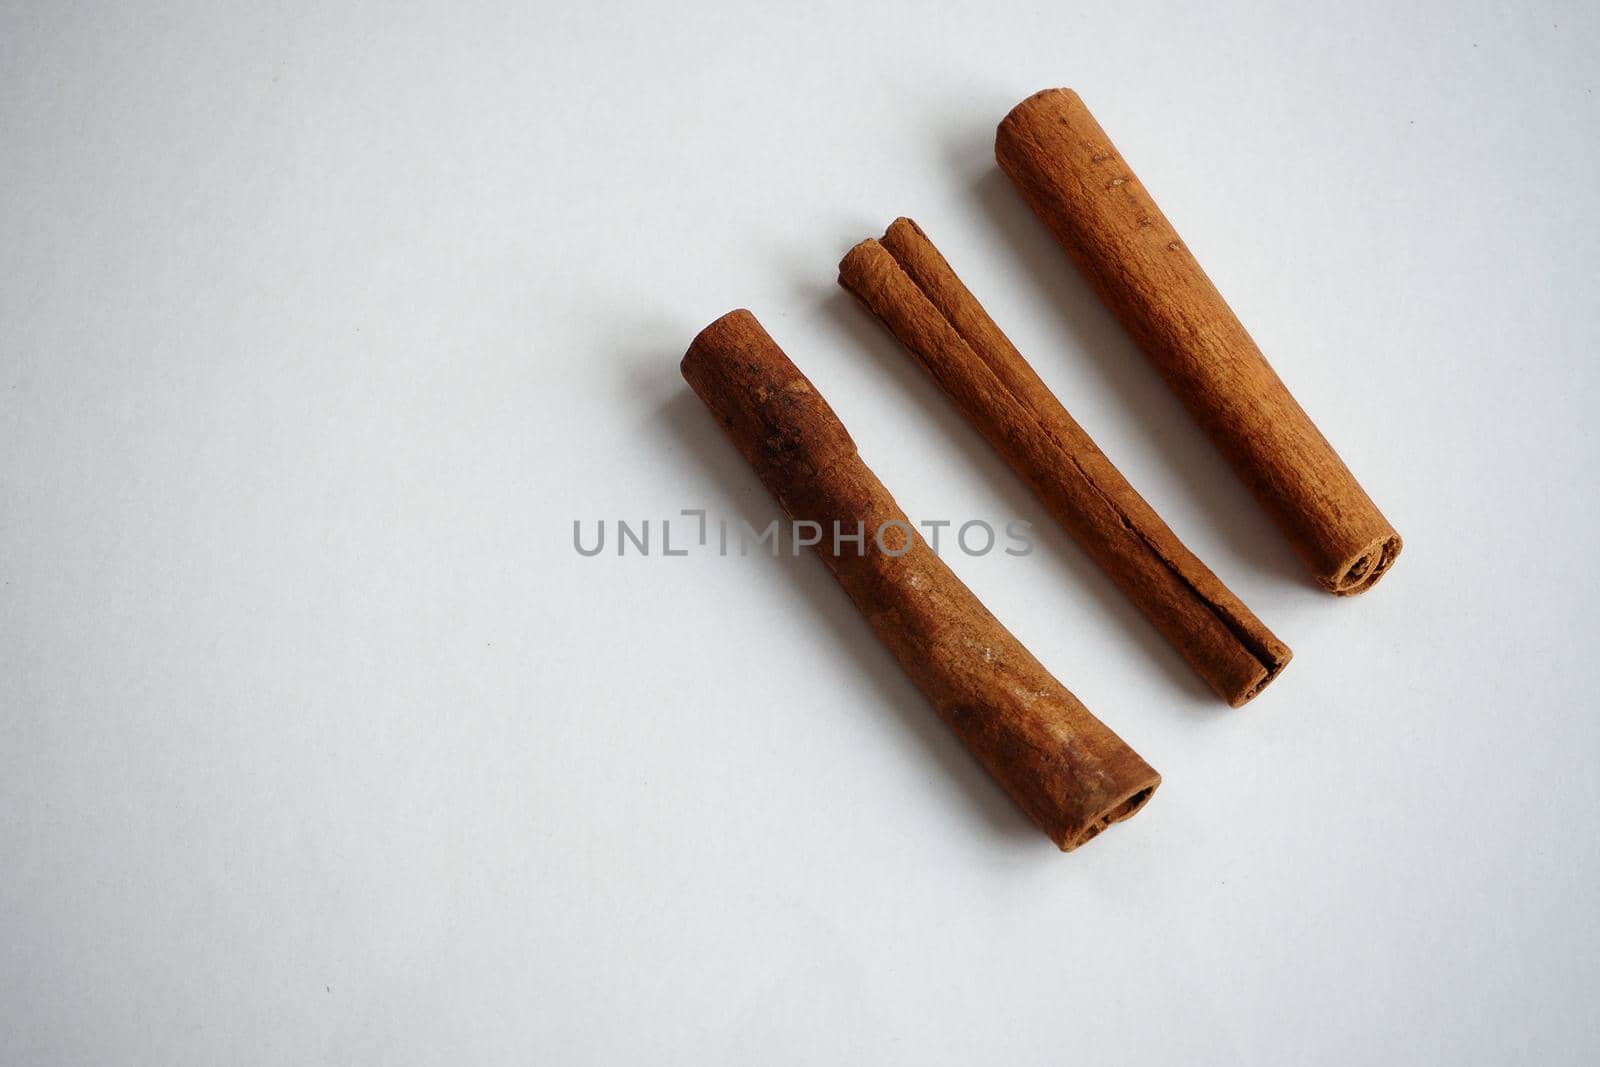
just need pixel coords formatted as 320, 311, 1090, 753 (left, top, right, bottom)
839, 218, 1290, 706
996, 88, 1402, 594
683, 309, 1159, 850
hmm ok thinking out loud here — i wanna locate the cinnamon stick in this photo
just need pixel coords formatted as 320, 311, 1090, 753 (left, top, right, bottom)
682, 309, 1160, 850
839, 218, 1290, 707
996, 89, 1402, 595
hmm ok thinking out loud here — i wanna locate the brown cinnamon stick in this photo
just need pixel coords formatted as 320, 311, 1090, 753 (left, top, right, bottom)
839, 218, 1291, 707
996, 88, 1402, 595
682, 309, 1159, 850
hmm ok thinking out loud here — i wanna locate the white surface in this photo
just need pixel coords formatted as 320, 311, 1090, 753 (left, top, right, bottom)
3, 1, 1598, 1063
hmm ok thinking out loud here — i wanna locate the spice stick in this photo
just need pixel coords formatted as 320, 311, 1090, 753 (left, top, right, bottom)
839, 218, 1290, 707
682, 309, 1159, 850
996, 89, 1402, 594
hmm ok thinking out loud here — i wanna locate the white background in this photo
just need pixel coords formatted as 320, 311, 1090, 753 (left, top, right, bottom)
4, 1, 1598, 1063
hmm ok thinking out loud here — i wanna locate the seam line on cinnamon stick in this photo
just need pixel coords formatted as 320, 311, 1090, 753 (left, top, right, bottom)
840, 220, 1290, 706
878, 222, 1284, 695
874, 237, 1284, 698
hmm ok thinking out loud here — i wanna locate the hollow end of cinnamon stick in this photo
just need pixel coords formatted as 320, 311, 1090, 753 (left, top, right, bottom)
1065, 781, 1158, 851
995, 88, 1403, 598
1326, 533, 1404, 596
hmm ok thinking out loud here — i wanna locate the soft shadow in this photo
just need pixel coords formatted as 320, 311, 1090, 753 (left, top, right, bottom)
969, 167, 1310, 590
821, 289, 1215, 712
656, 381, 1042, 845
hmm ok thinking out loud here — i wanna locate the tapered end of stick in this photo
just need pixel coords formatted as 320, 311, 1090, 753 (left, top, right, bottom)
1059, 776, 1161, 852
679, 308, 759, 385
680, 308, 860, 497
1323, 533, 1403, 596
996, 88, 1084, 160
837, 238, 881, 287
1232, 645, 1293, 709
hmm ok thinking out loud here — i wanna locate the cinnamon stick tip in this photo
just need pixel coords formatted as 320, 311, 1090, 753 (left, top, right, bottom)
680, 308, 759, 383
837, 218, 929, 278
1060, 775, 1161, 851
1324, 532, 1403, 596
883, 215, 924, 242
996, 88, 1084, 143
1231, 646, 1294, 709
836, 236, 887, 280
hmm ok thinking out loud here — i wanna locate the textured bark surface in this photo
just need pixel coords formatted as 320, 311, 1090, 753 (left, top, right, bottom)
839, 218, 1291, 706
682, 309, 1160, 851
996, 88, 1402, 595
